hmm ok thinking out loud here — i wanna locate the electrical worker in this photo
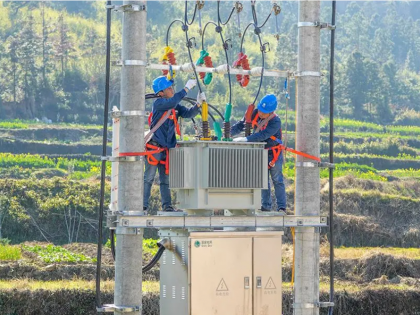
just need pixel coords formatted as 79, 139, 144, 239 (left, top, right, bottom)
143, 76, 205, 212
231, 94, 287, 214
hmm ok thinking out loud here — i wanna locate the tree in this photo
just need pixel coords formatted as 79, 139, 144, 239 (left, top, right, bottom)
346, 51, 369, 118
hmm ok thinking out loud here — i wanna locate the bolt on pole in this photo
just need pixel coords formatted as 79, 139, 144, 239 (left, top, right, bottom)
114, 1, 147, 315
294, 1, 321, 315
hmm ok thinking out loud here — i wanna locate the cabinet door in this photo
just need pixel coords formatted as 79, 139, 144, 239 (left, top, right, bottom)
190, 237, 253, 315
253, 237, 282, 315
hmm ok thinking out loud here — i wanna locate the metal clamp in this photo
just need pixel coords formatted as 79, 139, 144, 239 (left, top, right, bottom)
298, 21, 336, 30
97, 304, 141, 313
293, 302, 334, 309
295, 162, 335, 168
101, 156, 143, 162
116, 226, 143, 235
111, 110, 149, 118
112, 60, 147, 67
106, 4, 146, 12
295, 162, 318, 168
294, 71, 322, 77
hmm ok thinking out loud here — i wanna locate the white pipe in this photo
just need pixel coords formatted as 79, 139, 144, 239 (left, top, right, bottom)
147, 63, 291, 78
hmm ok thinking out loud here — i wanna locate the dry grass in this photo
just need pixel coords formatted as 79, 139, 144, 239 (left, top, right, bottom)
282, 281, 420, 293
0, 279, 160, 293
320, 245, 420, 260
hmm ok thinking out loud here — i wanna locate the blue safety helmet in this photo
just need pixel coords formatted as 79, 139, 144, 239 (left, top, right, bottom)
257, 94, 277, 113
152, 76, 174, 94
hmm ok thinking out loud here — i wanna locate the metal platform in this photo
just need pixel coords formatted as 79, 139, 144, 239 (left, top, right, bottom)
118, 213, 328, 228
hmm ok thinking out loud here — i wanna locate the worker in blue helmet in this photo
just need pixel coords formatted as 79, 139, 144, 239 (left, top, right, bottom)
231, 94, 287, 214
144, 76, 205, 212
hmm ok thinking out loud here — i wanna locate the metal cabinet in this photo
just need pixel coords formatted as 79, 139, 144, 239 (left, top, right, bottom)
189, 232, 283, 315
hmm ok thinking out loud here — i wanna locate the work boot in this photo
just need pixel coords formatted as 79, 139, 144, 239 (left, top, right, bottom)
259, 207, 272, 212
277, 208, 287, 215
163, 205, 176, 212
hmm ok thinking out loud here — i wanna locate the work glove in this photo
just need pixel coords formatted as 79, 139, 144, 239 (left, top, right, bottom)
185, 79, 197, 91
233, 137, 248, 142
197, 92, 206, 106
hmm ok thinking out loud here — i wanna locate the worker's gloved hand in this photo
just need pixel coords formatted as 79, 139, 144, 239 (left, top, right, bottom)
233, 137, 248, 142
196, 92, 206, 106
185, 79, 197, 91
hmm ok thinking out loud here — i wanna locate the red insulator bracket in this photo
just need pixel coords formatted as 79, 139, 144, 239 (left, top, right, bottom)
232, 52, 250, 88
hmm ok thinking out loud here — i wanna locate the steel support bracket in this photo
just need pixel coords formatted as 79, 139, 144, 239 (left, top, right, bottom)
294, 71, 322, 77
101, 156, 143, 162
117, 214, 328, 228
112, 60, 147, 67
110, 110, 149, 118
106, 4, 146, 12
293, 302, 334, 309
97, 304, 141, 312
295, 161, 335, 168
116, 226, 143, 235
106, 210, 118, 228
298, 21, 336, 30
318, 302, 335, 307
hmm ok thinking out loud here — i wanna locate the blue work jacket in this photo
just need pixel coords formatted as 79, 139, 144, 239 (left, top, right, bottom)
150, 89, 200, 148
231, 109, 282, 150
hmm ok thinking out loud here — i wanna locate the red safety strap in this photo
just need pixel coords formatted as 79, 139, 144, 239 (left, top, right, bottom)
120, 143, 170, 175
268, 135, 320, 167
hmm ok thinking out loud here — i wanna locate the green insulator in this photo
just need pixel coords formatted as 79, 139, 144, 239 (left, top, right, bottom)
224, 103, 232, 123
203, 73, 213, 85
213, 121, 223, 140
196, 50, 209, 65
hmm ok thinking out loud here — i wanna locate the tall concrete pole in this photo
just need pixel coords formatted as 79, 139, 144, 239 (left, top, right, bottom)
294, 1, 321, 315
115, 1, 147, 314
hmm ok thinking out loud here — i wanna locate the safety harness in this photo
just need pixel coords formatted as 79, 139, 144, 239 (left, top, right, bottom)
120, 109, 181, 175
251, 113, 320, 168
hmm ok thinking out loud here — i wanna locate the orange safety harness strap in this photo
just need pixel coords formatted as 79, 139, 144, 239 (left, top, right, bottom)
268, 135, 320, 168
121, 109, 180, 175
119, 144, 170, 175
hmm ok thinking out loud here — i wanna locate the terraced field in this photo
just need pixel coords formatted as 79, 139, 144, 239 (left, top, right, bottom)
0, 116, 420, 314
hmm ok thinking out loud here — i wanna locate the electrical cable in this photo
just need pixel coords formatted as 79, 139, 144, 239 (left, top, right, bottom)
142, 246, 166, 272
110, 229, 116, 260
239, 22, 265, 105
165, 19, 185, 47
95, 0, 112, 309
217, 0, 236, 26
328, 2, 336, 314
185, 1, 198, 26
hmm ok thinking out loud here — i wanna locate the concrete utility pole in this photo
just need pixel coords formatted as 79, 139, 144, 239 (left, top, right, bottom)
294, 1, 321, 315
115, 1, 147, 314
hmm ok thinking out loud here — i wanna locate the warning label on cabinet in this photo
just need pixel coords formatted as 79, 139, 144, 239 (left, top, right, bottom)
265, 277, 277, 290
216, 278, 229, 296
216, 278, 229, 291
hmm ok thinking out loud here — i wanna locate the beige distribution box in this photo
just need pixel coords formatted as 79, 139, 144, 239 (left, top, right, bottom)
159, 230, 283, 315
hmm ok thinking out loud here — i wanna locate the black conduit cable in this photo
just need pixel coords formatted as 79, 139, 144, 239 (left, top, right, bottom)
95, 0, 112, 309
184, 2, 203, 94
184, 1, 198, 26
217, 0, 236, 26
328, 1, 336, 315
240, 22, 265, 105
165, 19, 185, 47
142, 245, 166, 273
201, 21, 232, 106
110, 229, 116, 260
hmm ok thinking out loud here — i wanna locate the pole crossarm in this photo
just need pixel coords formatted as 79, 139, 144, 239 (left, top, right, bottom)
116, 214, 328, 228
146, 63, 291, 78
